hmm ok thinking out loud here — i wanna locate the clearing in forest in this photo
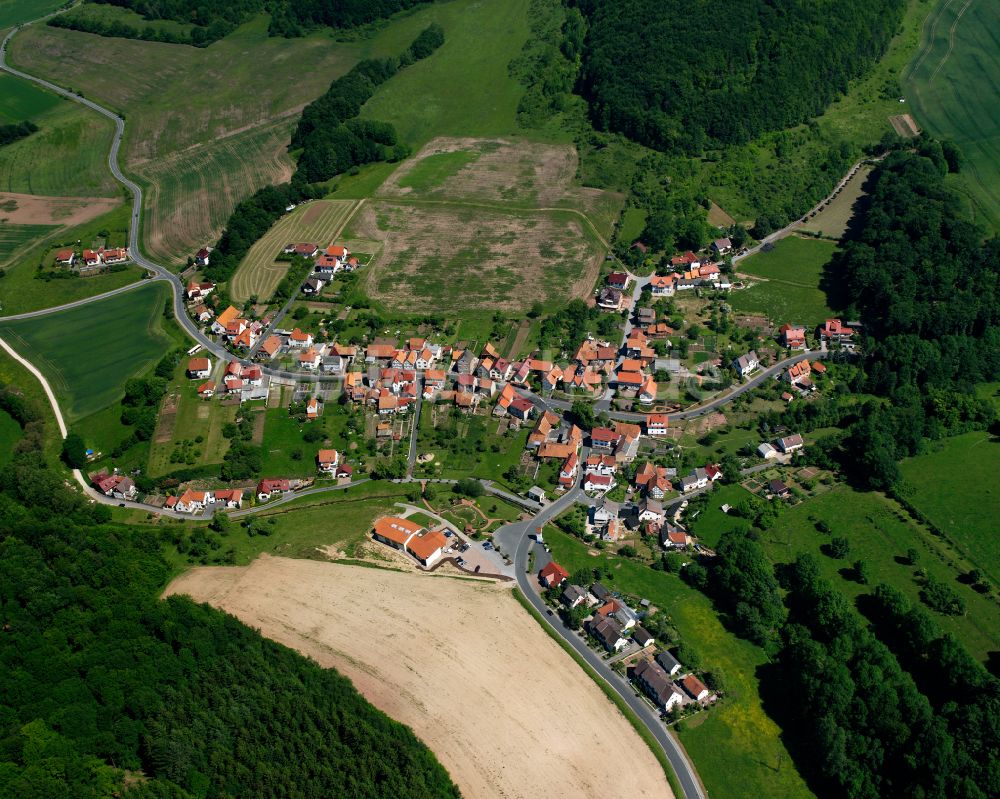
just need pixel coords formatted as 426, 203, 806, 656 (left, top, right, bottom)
230, 199, 358, 302
349, 200, 604, 315
165, 555, 673, 799
797, 166, 872, 240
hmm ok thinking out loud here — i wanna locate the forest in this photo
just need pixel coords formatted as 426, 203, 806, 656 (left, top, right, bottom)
682, 534, 999, 799
572, 0, 907, 154
0, 391, 458, 797
63, 0, 434, 45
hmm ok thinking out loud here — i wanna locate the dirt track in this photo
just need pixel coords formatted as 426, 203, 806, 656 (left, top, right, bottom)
166, 555, 673, 799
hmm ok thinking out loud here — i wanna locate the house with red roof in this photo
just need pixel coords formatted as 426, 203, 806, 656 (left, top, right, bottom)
778, 324, 806, 350
195, 247, 210, 266
645, 413, 668, 436
583, 472, 615, 494
256, 478, 291, 501
819, 318, 855, 347
81, 249, 102, 268
187, 357, 211, 379
197, 380, 216, 397
54, 248, 76, 266
317, 449, 340, 473
539, 561, 569, 588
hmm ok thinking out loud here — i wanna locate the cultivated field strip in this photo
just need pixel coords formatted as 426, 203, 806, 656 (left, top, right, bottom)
137, 119, 297, 265
230, 199, 359, 302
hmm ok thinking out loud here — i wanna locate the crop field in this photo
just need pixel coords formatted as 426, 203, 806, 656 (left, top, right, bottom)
230, 199, 359, 302
0, 0, 64, 28
899, 430, 1000, 588
166, 556, 673, 799
0, 222, 55, 264
0, 281, 171, 421
903, 0, 1000, 230
0, 72, 61, 124
732, 236, 840, 325
797, 166, 873, 239
543, 527, 814, 799
378, 137, 624, 236
350, 200, 605, 314
0, 88, 118, 197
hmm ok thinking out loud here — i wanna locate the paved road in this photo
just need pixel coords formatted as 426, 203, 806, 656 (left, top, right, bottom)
406, 380, 424, 476
492, 487, 707, 799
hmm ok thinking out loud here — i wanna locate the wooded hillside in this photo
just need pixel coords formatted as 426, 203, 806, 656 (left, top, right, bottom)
573, 0, 907, 153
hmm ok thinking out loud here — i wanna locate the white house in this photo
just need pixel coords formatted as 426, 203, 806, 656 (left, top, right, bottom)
757, 442, 778, 459
732, 350, 759, 378
777, 434, 804, 454
583, 473, 615, 494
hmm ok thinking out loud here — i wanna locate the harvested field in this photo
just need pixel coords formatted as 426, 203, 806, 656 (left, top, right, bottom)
798, 166, 872, 239
166, 555, 672, 799
351, 201, 603, 314
378, 137, 624, 236
889, 113, 921, 138
230, 199, 359, 302
0, 192, 119, 225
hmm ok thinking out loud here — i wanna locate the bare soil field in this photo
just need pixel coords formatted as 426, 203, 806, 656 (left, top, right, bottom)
889, 113, 921, 138
166, 555, 672, 799
798, 165, 872, 239
0, 192, 119, 225
230, 199, 359, 302
378, 137, 624, 236
350, 200, 603, 314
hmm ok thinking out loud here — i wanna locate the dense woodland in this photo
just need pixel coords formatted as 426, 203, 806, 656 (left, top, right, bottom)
0, 392, 459, 797
572, 0, 907, 154
60, 0, 434, 45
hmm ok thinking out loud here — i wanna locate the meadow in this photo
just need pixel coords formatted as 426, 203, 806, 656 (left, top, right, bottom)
797, 166, 873, 239
0, 222, 54, 264
0, 281, 172, 421
543, 526, 815, 799
413, 404, 528, 482
0, 72, 60, 124
0, 408, 21, 467
903, 0, 1000, 231
230, 199, 359, 302
0, 0, 64, 28
899, 430, 1000, 588
732, 236, 840, 325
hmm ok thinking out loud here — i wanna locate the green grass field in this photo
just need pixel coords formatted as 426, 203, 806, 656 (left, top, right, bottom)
732, 236, 840, 325
798, 166, 873, 239
899, 430, 1000, 588
0, 223, 56, 263
0, 0, 64, 28
0, 408, 22, 467
359, 0, 532, 146
396, 150, 480, 191
619, 207, 648, 243
760, 485, 1000, 662
414, 404, 528, 482
543, 527, 814, 799
0, 281, 172, 421
903, 0, 1000, 231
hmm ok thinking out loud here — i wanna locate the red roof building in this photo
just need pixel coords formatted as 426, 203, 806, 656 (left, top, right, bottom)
539, 561, 570, 588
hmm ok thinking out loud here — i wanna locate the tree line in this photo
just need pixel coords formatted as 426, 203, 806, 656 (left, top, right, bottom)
0, 121, 39, 148
0, 404, 459, 796
570, 0, 907, 155
60, 1, 434, 46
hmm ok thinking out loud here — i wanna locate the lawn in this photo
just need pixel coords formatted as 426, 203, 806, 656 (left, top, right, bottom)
760, 485, 1000, 662
899, 430, 1000, 588
903, 0, 1000, 231
543, 527, 815, 799
732, 236, 840, 325
0, 281, 172, 421
414, 403, 528, 482
359, 0, 533, 146
687, 483, 754, 548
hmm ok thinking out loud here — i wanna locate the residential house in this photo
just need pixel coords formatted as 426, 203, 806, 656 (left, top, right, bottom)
194, 304, 214, 323
633, 659, 684, 711
645, 414, 669, 436
54, 248, 76, 266
597, 287, 624, 311
819, 318, 855, 347
186, 280, 215, 300
175, 489, 210, 514
91, 472, 137, 500
558, 452, 579, 488
776, 434, 804, 454
258, 335, 282, 360
597, 599, 637, 630
779, 324, 807, 350
81, 249, 102, 268
732, 350, 760, 378
214, 489, 243, 509
590, 583, 611, 604
539, 561, 569, 588
195, 247, 210, 267
591, 427, 618, 452
301, 277, 325, 295
656, 650, 683, 676
256, 478, 291, 502
283, 242, 319, 258
586, 453, 617, 476
583, 473, 615, 494
638, 497, 665, 523
589, 616, 627, 652
102, 247, 128, 264
786, 359, 812, 387
670, 251, 700, 269
211, 306, 240, 335
649, 274, 676, 298
607, 271, 629, 290
187, 357, 211, 379
636, 307, 656, 328
769, 479, 791, 498
662, 527, 689, 549
508, 397, 534, 421
561, 584, 588, 608
197, 380, 216, 397
711, 237, 732, 255
306, 397, 321, 419
288, 328, 313, 348
680, 467, 710, 493
298, 348, 321, 370
634, 461, 672, 498
639, 374, 658, 405
633, 626, 655, 648
681, 674, 710, 702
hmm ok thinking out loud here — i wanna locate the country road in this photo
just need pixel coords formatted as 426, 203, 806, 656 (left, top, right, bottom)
492, 487, 708, 799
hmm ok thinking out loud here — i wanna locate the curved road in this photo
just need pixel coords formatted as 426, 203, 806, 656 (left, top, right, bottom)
493, 488, 707, 799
